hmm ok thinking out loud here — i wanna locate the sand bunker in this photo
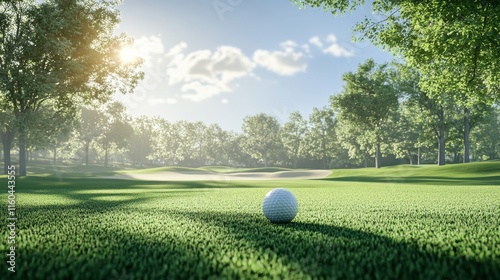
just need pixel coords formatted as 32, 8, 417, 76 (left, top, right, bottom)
105, 170, 331, 181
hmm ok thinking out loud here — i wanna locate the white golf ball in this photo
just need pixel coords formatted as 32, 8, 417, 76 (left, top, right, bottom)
262, 188, 298, 223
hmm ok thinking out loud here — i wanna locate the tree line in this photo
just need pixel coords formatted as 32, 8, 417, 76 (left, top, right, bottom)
2, 0, 499, 174
3, 58, 499, 170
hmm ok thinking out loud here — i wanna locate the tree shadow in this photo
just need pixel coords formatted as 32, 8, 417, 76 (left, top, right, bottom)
10, 203, 497, 279
167, 210, 499, 279
8, 175, 499, 279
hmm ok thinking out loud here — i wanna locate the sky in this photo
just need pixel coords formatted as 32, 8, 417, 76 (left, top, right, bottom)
113, 0, 394, 132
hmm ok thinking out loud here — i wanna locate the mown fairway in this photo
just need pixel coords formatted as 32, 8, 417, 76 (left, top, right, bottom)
1, 162, 499, 279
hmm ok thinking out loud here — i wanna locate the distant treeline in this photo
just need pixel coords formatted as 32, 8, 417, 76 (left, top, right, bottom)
3, 97, 498, 170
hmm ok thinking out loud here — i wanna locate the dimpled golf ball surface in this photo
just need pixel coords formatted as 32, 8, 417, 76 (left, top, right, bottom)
262, 188, 298, 223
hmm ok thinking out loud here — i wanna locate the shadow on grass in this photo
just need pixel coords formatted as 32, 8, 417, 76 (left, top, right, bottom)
10, 203, 499, 279
17, 175, 261, 192
320, 175, 500, 185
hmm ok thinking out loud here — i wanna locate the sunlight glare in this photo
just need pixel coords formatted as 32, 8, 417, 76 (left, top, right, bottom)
120, 46, 139, 64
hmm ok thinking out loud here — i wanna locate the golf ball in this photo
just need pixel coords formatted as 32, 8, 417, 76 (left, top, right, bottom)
262, 188, 298, 223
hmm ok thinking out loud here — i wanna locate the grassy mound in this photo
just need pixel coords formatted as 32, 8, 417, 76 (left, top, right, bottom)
326, 160, 500, 185
120, 166, 212, 174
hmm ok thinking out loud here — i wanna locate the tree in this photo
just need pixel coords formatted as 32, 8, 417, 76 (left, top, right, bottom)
335, 118, 373, 167
305, 107, 336, 169
100, 102, 133, 167
0, 0, 142, 175
393, 64, 450, 165
128, 116, 155, 167
0, 96, 14, 173
242, 113, 282, 167
470, 106, 500, 160
389, 103, 418, 164
205, 124, 229, 166
78, 107, 105, 166
281, 112, 308, 168
331, 59, 398, 168
292, 0, 500, 103
22, 102, 77, 164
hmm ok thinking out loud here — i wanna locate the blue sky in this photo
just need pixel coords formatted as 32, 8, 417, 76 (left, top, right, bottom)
113, 0, 394, 131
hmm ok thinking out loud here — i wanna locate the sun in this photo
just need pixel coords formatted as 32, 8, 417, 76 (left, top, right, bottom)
120, 46, 139, 64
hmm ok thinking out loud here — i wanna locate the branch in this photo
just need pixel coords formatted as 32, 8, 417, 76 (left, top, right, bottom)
368, 8, 401, 28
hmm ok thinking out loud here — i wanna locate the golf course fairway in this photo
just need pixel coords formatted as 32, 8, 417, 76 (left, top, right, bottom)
1, 162, 499, 279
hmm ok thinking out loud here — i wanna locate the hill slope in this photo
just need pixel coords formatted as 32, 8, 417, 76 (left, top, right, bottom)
325, 160, 500, 185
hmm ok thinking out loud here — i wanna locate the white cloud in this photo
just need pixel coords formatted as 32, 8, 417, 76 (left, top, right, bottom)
310, 34, 354, 58
280, 40, 298, 52
166, 44, 255, 102
253, 41, 307, 76
166, 98, 178, 104
134, 35, 165, 63
166, 42, 187, 57
301, 44, 311, 54
221, 98, 229, 104
147, 97, 165, 105
309, 36, 323, 48
326, 34, 338, 43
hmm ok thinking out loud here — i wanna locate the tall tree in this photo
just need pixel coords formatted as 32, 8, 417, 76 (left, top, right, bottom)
78, 107, 105, 166
0, 96, 14, 173
128, 116, 154, 167
22, 102, 77, 164
470, 105, 500, 160
306, 107, 336, 169
242, 113, 282, 167
331, 59, 398, 168
281, 112, 308, 168
335, 118, 373, 167
0, 0, 142, 175
292, 0, 500, 103
100, 101, 132, 167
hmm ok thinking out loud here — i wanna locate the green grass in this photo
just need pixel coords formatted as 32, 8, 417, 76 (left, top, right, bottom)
1, 162, 499, 279
125, 166, 294, 174
326, 160, 500, 185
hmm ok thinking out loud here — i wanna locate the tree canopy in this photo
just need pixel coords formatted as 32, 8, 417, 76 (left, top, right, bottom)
0, 0, 143, 175
292, 0, 500, 104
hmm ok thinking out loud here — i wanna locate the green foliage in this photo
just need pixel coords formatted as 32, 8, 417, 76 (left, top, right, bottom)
292, 0, 365, 15
281, 112, 308, 167
331, 59, 398, 167
242, 113, 283, 167
471, 106, 500, 160
292, 0, 500, 103
332, 59, 398, 130
1, 165, 498, 279
0, 0, 143, 174
305, 107, 336, 168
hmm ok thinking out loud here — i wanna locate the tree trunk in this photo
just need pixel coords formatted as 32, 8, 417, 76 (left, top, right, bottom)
363, 153, 368, 168
322, 136, 327, 169
85, 141, 90, 166
417, 147, 421, 165
1, 129, 14, 175
375, 141, 381, 169
463, 107, 470, 163
437, 108, 446, 166
53, 146, 57, 164
19, 133, 27, 176
104, 142, 109, 167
